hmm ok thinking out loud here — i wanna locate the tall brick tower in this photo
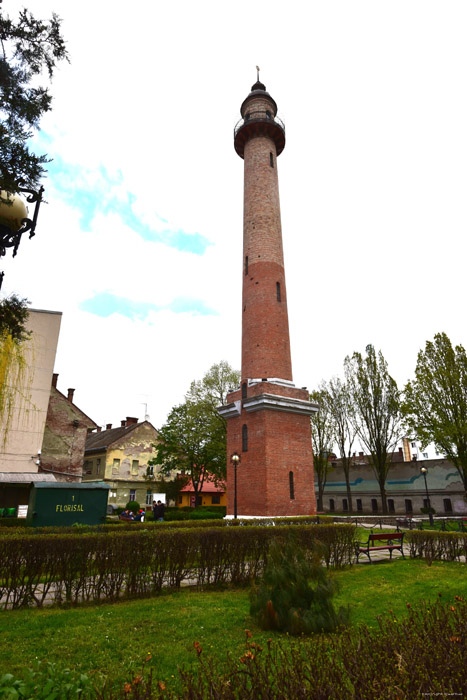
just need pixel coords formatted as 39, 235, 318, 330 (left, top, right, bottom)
219, 75, 318, 516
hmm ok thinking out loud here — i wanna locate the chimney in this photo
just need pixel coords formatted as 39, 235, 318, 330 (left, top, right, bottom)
67, 388, 75, 403
121, 420, 126, 427
359, 451, 364, 458
398, 447, 403, 454
97, 426, 102, 433
126, 416, 138, 425
106, 423, 112, 430
52, 373, 58, 388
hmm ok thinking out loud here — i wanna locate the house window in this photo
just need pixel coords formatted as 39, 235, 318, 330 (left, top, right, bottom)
342, 498, 348, 512
405, 499, 413, 514
96, 458, 101, 476
211, 494, 221, 505
411, 442, 416, 448
276, 282, 281, 302
112, 459, 120, 473
242, 424, 248, 452
145, 490, 152, 506
245, 256, 248, 275
84, 460, 92, 474
129, 489, 136, 502
110, 491, 117, 499
131, 460, 139, 475
329, 499, 335, 512
423, 498, 430, 510
443, 498, 453, 513
178, 495, 183, 504
371, 499, 378, 513
147, 465, 154, 477
289, 471, 295, 500
388, 499, 395, 513
269, 151, 274, 167
356, 499, 363, 512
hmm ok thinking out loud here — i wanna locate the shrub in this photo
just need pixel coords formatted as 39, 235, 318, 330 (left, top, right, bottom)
126, 501, 140, 513
250, 534, 349, 635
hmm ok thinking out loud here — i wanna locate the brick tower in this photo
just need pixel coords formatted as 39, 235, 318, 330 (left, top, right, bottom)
219, 75, 318, 516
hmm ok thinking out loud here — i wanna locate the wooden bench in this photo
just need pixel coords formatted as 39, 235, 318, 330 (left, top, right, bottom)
355, 532, 405, 564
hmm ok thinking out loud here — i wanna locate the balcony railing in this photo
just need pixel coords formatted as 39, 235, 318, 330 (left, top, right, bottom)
234, 111, 285, 139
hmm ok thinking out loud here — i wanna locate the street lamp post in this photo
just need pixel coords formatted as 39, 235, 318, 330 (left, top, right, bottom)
420, 466, 434, 527
0, 183, 44, 290
230, 452, 240, 519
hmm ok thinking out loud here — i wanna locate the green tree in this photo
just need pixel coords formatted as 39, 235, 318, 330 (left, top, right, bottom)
345, 344, 403, 514
150, 362, 240, 501
310, 386, 335, 512
0, 3, 68, 192
0, 293, 30, 339
327, 376, 358, 514
403, 332, 467, 494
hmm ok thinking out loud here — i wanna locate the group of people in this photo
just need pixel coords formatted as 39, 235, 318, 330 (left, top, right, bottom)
119, 499, 166, 522
152, 500, 165, 521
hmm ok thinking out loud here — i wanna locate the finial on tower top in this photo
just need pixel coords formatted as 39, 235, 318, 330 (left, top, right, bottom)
251, 66, 266, 92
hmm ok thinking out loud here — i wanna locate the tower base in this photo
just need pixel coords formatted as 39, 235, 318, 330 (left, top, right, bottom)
220, 380, 318, 517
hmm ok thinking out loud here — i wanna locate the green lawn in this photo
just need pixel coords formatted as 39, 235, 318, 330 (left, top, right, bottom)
0, 559, 465, 693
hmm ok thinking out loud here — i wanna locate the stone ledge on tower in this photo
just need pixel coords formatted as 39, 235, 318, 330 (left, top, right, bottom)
217, 400, 242, 420
243, 393, 319, 416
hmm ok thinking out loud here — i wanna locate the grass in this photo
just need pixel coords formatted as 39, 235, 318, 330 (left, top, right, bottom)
0, 558, 465, 693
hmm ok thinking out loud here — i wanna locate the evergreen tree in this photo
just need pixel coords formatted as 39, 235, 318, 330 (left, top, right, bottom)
0, 2, 68, 192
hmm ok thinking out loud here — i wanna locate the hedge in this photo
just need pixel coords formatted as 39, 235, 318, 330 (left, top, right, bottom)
0, 524, 355, 609
406, 530, 467, 562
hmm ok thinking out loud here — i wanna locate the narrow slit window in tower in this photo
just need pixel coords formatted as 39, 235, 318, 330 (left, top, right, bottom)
289, 471, 295, 499
242, 382, 247, 399
270, 152, 274, 168
276, 282, 281, 302
245, 256, 248, 275
242, 424, 248, 452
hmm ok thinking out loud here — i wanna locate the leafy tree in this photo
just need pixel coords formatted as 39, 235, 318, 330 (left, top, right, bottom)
0, 3, 68, 192
403, 332, 467, 494
345, 344, 403, 514
151, 400, 226, 503
187, 359, 240, 409
327, 377, 358, 514
0, 293, 30, 340
310, 386, 335, 512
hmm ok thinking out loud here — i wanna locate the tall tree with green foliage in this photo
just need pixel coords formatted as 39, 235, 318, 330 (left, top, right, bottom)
150, 361, 240, 500
345, 344, 403, 514
0, 2, 68, 192
403, 332, 467, 494
327, 376, 358, 514
310, 386, 335, 512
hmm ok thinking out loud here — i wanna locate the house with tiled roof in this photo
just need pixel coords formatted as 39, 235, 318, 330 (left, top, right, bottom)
178, 475, 226, 508
83, 418, 159, 510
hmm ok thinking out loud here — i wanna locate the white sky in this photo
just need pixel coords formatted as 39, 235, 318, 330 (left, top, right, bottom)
2, 0, 467, 430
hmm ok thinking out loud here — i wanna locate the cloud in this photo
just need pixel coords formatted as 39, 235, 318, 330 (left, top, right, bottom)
80, 292, 218, 320
31, 141, 212, 256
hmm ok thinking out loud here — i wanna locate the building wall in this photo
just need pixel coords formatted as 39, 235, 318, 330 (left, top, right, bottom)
177, 492, 227, 508
0, 309, 61, 473
83, 423, 159, 508
322, 459, 466, 515
40, 386, 96, 482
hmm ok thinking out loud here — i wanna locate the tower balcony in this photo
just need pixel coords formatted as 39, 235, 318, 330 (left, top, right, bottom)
234, 111, 286, 158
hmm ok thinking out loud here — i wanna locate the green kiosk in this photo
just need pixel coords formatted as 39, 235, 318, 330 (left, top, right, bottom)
27, 482, 110, 527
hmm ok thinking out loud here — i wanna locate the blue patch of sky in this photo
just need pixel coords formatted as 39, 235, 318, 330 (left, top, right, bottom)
80, 292, 218, 320
33, 137, 211, 255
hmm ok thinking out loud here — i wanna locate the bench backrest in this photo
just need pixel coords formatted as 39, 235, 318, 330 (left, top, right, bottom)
369, 532, 402, 541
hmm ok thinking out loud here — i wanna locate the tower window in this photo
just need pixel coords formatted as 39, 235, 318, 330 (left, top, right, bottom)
242, 424, 248, 452
289, 471, 295, 499
242, 382, 247, 399
245, 256, 248, 275
270, 152, 274, 168
266, 110, 271, 119
276, 282, 281, 302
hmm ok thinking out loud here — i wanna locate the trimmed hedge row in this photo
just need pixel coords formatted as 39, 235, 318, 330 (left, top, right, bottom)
406, 530, 467, 562
0, 524, 355, 609
0, 515, 333, 537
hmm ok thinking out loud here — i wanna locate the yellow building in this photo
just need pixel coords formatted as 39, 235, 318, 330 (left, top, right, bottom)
83, 418, 159, 510
178, 476, 227, 508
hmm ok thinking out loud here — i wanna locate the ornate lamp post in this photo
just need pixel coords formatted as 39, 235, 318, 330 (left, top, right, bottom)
230, 452, 241, 519
0, 183, 44, 290
420, 466, 434, 526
